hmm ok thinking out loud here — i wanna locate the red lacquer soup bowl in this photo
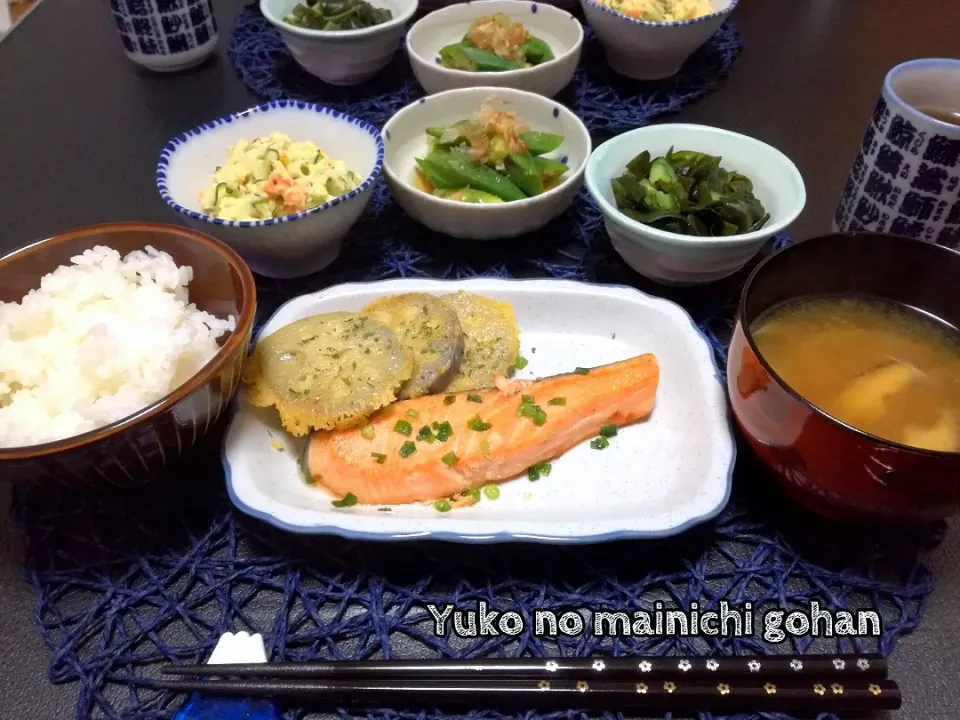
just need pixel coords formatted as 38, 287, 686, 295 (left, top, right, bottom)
727, 232, 960, 522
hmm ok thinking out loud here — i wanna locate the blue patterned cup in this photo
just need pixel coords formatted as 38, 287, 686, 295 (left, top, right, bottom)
108, 0, 219, 72
834, 58, 960, 249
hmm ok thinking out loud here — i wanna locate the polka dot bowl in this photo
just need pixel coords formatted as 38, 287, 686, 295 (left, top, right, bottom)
381, 86, 591, 240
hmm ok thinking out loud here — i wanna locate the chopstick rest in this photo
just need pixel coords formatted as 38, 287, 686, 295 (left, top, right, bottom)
172, 632, 281, 720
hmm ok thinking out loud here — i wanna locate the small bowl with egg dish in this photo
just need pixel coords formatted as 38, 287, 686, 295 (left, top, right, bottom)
157, 100, 383, 279
260, 0, 418, 86
406, 1, 584, 97
0, 222, 256, 487
581, 0, 736, 80
728, 231, 960, 522
584, 123, 806, 285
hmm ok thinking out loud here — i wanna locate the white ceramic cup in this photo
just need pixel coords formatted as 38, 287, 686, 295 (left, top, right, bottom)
108, 0, 219, 72
834, 58, 960, 249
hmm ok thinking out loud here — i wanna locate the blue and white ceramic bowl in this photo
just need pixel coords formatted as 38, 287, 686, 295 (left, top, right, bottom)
586, 123, 805, 285
580, 0, 735, 80
260, 0, 418, 86
157, 101, 383, 279
406, 1, 584, 97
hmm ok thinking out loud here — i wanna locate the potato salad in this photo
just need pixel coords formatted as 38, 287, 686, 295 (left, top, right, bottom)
199, 132, 362, 221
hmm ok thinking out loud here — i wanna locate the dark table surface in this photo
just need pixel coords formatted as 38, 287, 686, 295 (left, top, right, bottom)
1, 0, 959, 718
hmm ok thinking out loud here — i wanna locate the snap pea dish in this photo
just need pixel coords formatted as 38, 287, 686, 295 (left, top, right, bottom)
438, 14, 555, 72
413, 102, 569, 204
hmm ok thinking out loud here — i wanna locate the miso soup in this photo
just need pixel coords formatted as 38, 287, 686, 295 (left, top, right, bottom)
751, 295, 960, 452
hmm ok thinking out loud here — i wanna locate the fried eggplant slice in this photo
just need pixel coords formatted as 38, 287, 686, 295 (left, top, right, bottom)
440, 291, 520, 392
363, 293, 465, 399
242, 312, 413, 436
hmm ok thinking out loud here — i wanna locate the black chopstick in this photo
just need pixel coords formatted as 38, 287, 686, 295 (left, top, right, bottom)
157, 677, 901, 713
162, 654, 887, 682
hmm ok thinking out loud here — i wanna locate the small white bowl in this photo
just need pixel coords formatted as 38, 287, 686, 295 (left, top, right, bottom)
260, 0, 418, 86
157, 100, 383, 279
585, 123, 806, 286
580, 0, 736, 80
382, 86, 591, 240
407, 0, 584, 97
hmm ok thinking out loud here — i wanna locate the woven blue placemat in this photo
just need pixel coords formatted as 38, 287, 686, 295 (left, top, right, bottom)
10, 6, 945, 720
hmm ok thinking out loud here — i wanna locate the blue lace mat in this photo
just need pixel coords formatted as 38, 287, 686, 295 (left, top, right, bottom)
10, 6, 945, 720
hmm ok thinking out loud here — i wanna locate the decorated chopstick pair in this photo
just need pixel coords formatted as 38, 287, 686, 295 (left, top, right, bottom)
163, 653, 900, 714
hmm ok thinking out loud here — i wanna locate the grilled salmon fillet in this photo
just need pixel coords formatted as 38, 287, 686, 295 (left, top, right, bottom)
306, 353, 659, 505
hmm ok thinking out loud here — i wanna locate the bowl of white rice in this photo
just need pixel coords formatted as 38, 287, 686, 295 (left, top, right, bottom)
579, 0, 736, 80
0, 222, 256, 486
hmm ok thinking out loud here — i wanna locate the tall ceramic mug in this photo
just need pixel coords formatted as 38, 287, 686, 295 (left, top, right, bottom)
108, 0, 219, 72
834, 58, 960, 248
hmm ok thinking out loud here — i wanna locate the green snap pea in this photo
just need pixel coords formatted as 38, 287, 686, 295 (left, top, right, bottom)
415, 157, 462, 189
523, 37, 554, 64
433, 188, 505, 204
521, 131, 564, 156
534, 156, 570, 182
439, 43, 524, 72
427, 151, 526, 202
506, 152, 543, 196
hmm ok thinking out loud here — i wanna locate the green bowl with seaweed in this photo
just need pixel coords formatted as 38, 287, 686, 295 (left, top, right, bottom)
585, 123, 806, 286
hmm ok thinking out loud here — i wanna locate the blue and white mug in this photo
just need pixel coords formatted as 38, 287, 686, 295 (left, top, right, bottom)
108, 0, 218, 72
834, 58, 960, 249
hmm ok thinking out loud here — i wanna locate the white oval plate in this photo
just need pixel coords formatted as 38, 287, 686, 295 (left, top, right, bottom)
223, 278, 734, 543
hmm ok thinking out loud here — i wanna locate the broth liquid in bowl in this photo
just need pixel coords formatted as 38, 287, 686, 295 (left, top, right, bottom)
751, 295, 960, 453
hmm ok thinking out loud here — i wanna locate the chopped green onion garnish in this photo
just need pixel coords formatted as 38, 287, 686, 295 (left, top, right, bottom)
417, 425, 435, 443
590, 436, 610, 450
527, 461, 552, 481
441, 451, 459, 467
521, 394, 534, 405
444, 395, 456, 405
394, 419, 412, 436
331, 492, 358, 508
482, 484, 500, 500
360, 424, 375, 441
371, 452, 386, 464
406, 409, 419, 420
399, 441, 417, 457
548, 397, 567, 406
519, 401, 547, 426
434, 421, 453, 442
434, 499, 452, 512
600, 424, 618, 438
467, 394, 483, 403
480, 439, 491, 456
574, 367, 590, 375
467, 415, 492, 432
514, 356, 529, 370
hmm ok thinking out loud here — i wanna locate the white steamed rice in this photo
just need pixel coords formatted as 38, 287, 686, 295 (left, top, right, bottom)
0, 245, 236, 448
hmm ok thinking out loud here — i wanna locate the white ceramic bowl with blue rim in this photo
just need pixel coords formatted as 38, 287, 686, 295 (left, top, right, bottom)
585, 123, 806, 286
222, 277, 734, 542
580, 0, 736, 80
406, 0, 584, 97
157, 100, 383, 279
260, 0, 418, 86
382, 86, 591, 239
